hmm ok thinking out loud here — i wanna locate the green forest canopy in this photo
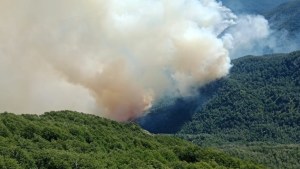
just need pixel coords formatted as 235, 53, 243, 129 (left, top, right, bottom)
178, 51, 300, 169
0, 111, 264, 169
179, 51, 300, 144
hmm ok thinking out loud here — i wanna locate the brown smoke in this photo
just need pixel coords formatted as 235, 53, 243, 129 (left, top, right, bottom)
0, 0, 236, 121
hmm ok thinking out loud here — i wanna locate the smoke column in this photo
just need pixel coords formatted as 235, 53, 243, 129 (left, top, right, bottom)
0, 0, 238, 121
223, 14, 271, 59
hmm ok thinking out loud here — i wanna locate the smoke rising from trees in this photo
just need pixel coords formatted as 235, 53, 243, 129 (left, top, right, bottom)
0, 0, 272, 121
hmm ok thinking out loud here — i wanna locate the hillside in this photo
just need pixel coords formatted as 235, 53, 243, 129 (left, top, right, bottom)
221, 143, 300, 169
265, 0, 300, 34
219, 0, 291, 14
178, 51, 300, 168
0, 111, 264, 169
180, 51, 300, 144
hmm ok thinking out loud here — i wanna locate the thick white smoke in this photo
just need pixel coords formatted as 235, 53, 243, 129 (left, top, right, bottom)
220, 0, 300, 59
0, 0, 267, 121
223, 15, 271, 59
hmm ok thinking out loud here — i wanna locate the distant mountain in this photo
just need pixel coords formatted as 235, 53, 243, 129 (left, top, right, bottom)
219, 0, 300, 57
221, 0, 300, 36
0, 111, 263, 168
219, 0, 291, 14
179, 51, 300, 144
265, 0, 300, 34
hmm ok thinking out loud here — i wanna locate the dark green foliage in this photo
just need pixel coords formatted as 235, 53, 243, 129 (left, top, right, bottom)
179, 51, 300, 168
221, 143, 300, 169
0, 111, 264, 169
180, 51, 300, 144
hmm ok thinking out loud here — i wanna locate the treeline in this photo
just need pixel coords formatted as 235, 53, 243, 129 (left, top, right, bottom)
0, 111, 264, 169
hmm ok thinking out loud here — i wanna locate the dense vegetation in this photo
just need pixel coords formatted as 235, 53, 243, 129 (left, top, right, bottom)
0, 111, 264, 169
178, 51, 300, 168
221, 143, 300, 169
180, 51, 300, 143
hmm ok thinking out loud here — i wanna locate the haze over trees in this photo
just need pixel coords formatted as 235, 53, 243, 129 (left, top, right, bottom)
265, 0, 300, 34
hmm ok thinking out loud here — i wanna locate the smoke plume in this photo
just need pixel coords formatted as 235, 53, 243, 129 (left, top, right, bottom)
0, 0, 246, 121
219, 0, 300, 59
223, 15, 271, 59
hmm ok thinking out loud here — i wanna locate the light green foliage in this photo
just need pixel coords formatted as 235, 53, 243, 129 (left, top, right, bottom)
0, 111, 264, 169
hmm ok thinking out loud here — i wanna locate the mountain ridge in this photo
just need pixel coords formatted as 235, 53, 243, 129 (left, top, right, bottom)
265, 0, 300, 34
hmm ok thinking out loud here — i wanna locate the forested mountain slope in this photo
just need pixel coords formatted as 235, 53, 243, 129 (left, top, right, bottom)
0, 111, 264, 169
178, 51, 300, 169
180, 51, 300, 144
221, 143, 300, 169
265, 0, 300, 34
